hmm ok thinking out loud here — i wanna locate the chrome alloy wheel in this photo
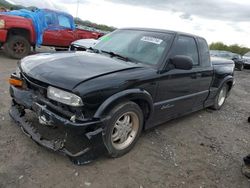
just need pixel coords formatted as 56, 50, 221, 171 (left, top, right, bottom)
111, 112, 139, 150
218, 86, 227, 106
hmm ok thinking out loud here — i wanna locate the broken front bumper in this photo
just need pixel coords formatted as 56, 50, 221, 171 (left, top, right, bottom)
9, 86, 107, 165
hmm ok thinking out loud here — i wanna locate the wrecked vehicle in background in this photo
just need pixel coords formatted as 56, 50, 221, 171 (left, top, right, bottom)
0, 9, 103, 59
210, 50, 245, 71
9, 28, 235, 164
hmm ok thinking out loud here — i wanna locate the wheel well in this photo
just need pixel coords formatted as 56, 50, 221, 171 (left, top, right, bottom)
101, 97, 151, 122
131, 99, 150, 120
7, 28, 30, 42
226, 81, 233, 92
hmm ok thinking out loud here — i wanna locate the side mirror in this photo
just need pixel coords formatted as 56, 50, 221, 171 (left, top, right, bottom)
171, 55, 193, 70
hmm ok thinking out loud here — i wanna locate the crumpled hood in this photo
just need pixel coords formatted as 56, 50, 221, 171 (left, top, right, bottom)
21, 52, 142, 90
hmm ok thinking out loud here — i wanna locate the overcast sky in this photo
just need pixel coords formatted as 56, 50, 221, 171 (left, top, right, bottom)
7, 0, 250, 47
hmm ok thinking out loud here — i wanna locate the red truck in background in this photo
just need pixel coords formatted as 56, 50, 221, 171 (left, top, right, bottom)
0, 9, 103, 59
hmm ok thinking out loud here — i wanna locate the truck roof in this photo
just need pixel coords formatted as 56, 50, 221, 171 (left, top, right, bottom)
120, 27, 205, 40
42, 9, 73, 18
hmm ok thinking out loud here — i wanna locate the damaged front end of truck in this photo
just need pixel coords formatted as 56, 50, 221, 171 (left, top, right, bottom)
9, 71, 108, 165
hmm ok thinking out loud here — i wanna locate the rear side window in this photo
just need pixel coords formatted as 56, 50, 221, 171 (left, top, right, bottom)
58, 15, 71, 28
198, 38, 211, 67
45, 12, 57, 26
171, 36, 199, 65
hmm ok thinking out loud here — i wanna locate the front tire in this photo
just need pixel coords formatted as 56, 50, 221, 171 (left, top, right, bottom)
3, 35, 31, 59
211, 84, 228, 110
103, 101, 143, 158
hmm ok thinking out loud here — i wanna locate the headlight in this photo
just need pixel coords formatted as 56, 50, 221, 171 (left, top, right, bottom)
47, 86, 83, 107
0, 19, 5, 29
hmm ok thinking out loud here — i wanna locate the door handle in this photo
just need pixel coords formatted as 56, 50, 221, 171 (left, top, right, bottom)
191, 73, 202, 79
196, 73, 202, 77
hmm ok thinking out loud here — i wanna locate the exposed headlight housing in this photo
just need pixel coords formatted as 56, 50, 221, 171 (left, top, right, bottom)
47, 86, 83, 107
0, 19, 5, 29
16, 66, 21, 78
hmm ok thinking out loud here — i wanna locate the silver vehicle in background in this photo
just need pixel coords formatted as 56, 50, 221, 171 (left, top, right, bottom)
210, 50, 245, 71
243, 52, 250, 68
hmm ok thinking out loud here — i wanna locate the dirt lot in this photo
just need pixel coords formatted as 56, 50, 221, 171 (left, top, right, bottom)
0, 50, 250, 188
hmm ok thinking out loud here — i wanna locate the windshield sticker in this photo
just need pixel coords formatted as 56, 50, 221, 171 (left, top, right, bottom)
141, 36, 163, 44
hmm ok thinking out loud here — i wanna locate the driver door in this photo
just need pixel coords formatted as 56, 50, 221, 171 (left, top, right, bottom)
151, 35, 202, 126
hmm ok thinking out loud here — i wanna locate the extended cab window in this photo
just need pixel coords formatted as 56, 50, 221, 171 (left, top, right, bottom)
58, 15, 71, 28
198, 38, 211, 67
171, 36, 199, 65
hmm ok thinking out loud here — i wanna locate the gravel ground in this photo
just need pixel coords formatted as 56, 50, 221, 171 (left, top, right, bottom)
0, 50, 250, 188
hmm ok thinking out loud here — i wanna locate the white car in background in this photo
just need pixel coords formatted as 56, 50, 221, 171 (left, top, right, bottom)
69, 39, 99, 51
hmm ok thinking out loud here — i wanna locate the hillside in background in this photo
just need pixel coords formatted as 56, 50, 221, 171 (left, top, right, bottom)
0, 0, 115, 32
0, 0, 24, 10
210, 42, 250, 55
75, 18, 116, 32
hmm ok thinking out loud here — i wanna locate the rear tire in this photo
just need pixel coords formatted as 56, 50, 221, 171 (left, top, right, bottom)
103, 101, 143, 158
3, 35, 31, 59
211, 84, 228, 110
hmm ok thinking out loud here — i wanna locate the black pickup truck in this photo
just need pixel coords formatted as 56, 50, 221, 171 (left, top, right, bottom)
9, 28, 235, 164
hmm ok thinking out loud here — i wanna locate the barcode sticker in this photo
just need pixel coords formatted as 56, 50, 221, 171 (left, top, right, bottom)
141, 36, 163, 44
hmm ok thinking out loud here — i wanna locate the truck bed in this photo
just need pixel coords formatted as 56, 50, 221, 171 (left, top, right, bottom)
211, 57, 234, 65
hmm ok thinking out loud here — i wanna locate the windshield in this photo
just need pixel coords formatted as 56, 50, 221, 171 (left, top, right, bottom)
244, 52, 250, 57
94, 29, 173, 65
